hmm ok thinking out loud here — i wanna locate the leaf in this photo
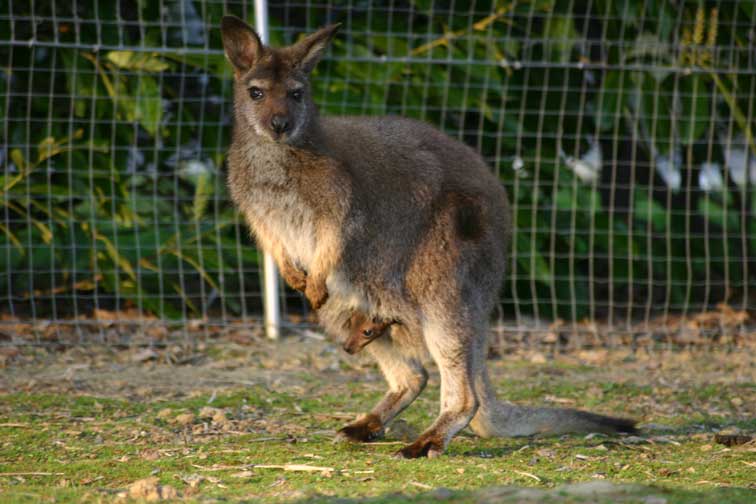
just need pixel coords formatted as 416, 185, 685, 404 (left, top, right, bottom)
656, 2, 677, 42
543, 15, 577, 63
171, 281, 199, 314
191, 172, 213, 222
679, 76, 710, 144
37, 129, 87, 164
61, 51, 98, 116
27, 198, 69, 227
555, 188, 576, 211
0, 69, 5, 119
92, 230, 137, 280
163, 247, 220, 293
106, 51, 170, 72
409, 4, 515, 57
623, 33, 674, 82
2, 150, 30, 192
81, 52, 117, 99
83, 52, 162, 136
710, 73, 756, 157
594, 71, 626, 132
31, 219, 53, 244
37, 137, 57, 161
516, 233, 552, 285
697, 198, 738, 230
162, 52, 228, 76
139, 257, 160, 272
10, 149, 25, 171
624, 33, 670, 62
740, 1, 755, 18
639, 74, 673, 154
133, 75, 163, 136
0, 222, 24, 253
634, 192, 667, 231
568, 186, 602, 216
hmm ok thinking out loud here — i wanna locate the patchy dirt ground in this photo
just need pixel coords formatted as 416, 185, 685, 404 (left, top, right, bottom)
1, 333, 754, 503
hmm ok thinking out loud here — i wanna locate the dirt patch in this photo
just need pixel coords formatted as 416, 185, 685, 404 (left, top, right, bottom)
1, 333, 754, 425
0, 335, 385, 401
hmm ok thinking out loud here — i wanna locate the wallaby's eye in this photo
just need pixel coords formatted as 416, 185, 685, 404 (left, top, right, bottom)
289, 89, 303, 101
249, 87, 264, 100
362, 329, 373, 337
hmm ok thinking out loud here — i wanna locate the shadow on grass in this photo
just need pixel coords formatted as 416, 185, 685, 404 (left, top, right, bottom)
669, 416, 756, 433
298, 482, 756, 504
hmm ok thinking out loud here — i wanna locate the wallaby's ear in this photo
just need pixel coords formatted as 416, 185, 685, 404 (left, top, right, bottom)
221, 15, 263, 76
289, 23, 341, 73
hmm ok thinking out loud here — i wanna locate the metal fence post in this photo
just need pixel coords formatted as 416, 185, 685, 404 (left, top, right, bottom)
254, 0, 281, 340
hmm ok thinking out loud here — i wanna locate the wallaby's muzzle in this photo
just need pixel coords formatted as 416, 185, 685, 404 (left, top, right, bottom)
342, 340, 360, 354
342, 334, 373, 355
270, 115, 290, 136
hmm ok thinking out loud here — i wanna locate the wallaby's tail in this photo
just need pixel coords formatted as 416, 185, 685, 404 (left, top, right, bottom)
469, 401, 638, 437
469, 370, 637, 438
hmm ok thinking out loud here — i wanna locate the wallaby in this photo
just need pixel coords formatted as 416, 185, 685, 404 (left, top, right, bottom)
342, 312, 397, 355
221, 16, 637, 458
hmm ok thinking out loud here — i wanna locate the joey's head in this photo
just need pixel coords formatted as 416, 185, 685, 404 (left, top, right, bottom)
221, 16, 339, 145
343, 313, 394, 355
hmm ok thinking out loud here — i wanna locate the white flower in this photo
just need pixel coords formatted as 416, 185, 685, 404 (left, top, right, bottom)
512, 156, 524, 171
723, 142, 756, 188
560, 140, 602, 184
698, 162, 723, 192
654, 151, 681, 192
179, 159, 215, 184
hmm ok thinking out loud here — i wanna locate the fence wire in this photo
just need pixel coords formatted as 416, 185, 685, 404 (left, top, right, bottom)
0, 0, 754, 348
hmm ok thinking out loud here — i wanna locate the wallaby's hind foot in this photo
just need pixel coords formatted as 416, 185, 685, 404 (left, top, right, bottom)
394, 431, 446, 459
335, 413, 384, 443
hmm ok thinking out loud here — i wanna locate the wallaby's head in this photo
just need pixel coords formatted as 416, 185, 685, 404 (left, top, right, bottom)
221, 16, 339, 145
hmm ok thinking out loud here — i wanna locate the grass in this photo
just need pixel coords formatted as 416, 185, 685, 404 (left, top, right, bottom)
0, 340, 754, 502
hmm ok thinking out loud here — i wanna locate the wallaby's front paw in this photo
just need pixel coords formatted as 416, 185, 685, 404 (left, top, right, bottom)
305, 281, 329, 310
394, 433, 445, 459
335, 414, 384, 443
285, 269, 307, 292
278, 260, 307, 292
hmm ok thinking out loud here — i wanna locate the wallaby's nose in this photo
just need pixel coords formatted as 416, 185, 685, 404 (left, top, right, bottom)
270, 115, 290, 135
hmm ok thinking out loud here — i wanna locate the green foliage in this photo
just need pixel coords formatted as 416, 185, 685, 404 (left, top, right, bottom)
0, 0, 753, 321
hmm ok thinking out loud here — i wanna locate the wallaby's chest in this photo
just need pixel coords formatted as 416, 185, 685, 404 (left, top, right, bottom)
230, 140, 350, 273
251, 191, 318, 269
273, 208, 317, 268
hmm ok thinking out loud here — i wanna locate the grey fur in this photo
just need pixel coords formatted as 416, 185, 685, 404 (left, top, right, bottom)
221, 16, 637, 458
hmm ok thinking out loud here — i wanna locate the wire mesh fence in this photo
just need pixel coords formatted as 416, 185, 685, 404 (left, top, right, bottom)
1, 0, 754, 348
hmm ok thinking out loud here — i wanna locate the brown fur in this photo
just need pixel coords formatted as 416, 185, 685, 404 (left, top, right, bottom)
396, 430, 447, 459
221, 17, 637, 459
336, 413, 384, 442
342, 312, 396, 355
